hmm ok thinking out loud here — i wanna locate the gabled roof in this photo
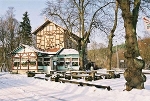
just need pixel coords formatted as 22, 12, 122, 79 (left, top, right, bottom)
11, 44, 79, 58
32, 19, 81, 41
11, 44, 39, 54
11, 44, 63, 55
32, 20, 66, 35
21, 44, 40, 52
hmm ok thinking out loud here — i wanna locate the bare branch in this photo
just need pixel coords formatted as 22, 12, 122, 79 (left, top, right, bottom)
84, 1, 115, 43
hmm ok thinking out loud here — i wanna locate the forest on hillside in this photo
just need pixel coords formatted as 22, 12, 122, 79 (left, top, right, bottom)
88, 37, 150, 69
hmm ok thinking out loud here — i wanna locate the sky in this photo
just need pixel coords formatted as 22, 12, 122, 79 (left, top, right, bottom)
0, 0, 47, 31
0, 70, 150, 101
0, 0, 149, 45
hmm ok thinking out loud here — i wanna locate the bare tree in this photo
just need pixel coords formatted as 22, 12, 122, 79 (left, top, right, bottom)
106, 0, 119, 71
0, 17, 7, 69
0, 7, 20, 70
43, 0, 114, 70
117, 0, 146, 91
5, 7, 20, 51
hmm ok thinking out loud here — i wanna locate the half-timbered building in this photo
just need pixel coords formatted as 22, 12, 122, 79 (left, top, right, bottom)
11, 44, 60, 74
32, 20, 80, 51
11, 44, 80, 74
11, 20, 81, 74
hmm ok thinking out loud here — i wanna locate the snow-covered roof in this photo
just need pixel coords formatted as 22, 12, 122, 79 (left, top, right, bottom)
11, 44, 79, 56
21, 44, 40, 52
11, 44, 63, 55
11, 44, 38, 54
59, 49, 79, 55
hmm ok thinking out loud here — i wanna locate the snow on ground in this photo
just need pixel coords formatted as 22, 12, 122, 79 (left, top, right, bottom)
0, 70, 150, 101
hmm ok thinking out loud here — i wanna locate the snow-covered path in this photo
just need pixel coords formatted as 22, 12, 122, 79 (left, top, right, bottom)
0, 72, 150, 101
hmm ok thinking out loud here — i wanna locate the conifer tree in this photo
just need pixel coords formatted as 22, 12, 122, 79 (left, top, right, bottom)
20, 11, 32, 45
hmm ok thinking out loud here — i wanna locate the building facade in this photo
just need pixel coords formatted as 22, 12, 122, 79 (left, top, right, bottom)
32, 20, 80, 51
11, 20, 81, 74
11, 45, 79, 74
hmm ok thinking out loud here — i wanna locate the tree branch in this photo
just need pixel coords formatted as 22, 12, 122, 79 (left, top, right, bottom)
84, 1, 115, 43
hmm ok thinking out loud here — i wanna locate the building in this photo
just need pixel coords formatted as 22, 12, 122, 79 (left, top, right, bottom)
52, 48, 80, 71
11, 44, 54, 74
32, 20, 80, 51
11, 44, 79, 74
11, 20, 81, 74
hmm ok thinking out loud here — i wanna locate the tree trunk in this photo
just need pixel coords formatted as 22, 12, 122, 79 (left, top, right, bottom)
123, 19, 146, 90
78, 39, 87, 70
106, 35, 113, 70
118, 0, 146, 91
106, 0, 118, 71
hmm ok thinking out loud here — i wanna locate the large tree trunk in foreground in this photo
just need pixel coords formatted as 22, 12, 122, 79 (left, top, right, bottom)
123, 20, 146, 91
118, 0, 146, 91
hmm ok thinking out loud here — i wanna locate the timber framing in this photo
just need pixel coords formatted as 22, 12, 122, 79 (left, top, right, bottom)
10, 45, 39, 73
32, 20, 80, 51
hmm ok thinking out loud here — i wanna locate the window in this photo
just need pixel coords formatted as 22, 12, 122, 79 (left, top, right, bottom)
37, 58, 43, 66
59, 58, 64, 61
21, 62, 28, 67
66, 62, 70, 65
14, 62, 19, 66
72, 62, 78, 66
72, 58, 79, 66
44, 62, 50, 66
57, 58, 65, 66
57, 62, 64, 66
44, 58, 50, 61
43, 58, 50, 66
38, 62, 43, 66
30, 62, 36, 66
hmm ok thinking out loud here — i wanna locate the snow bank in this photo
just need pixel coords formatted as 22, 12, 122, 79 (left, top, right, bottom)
0, 72, 150, 101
